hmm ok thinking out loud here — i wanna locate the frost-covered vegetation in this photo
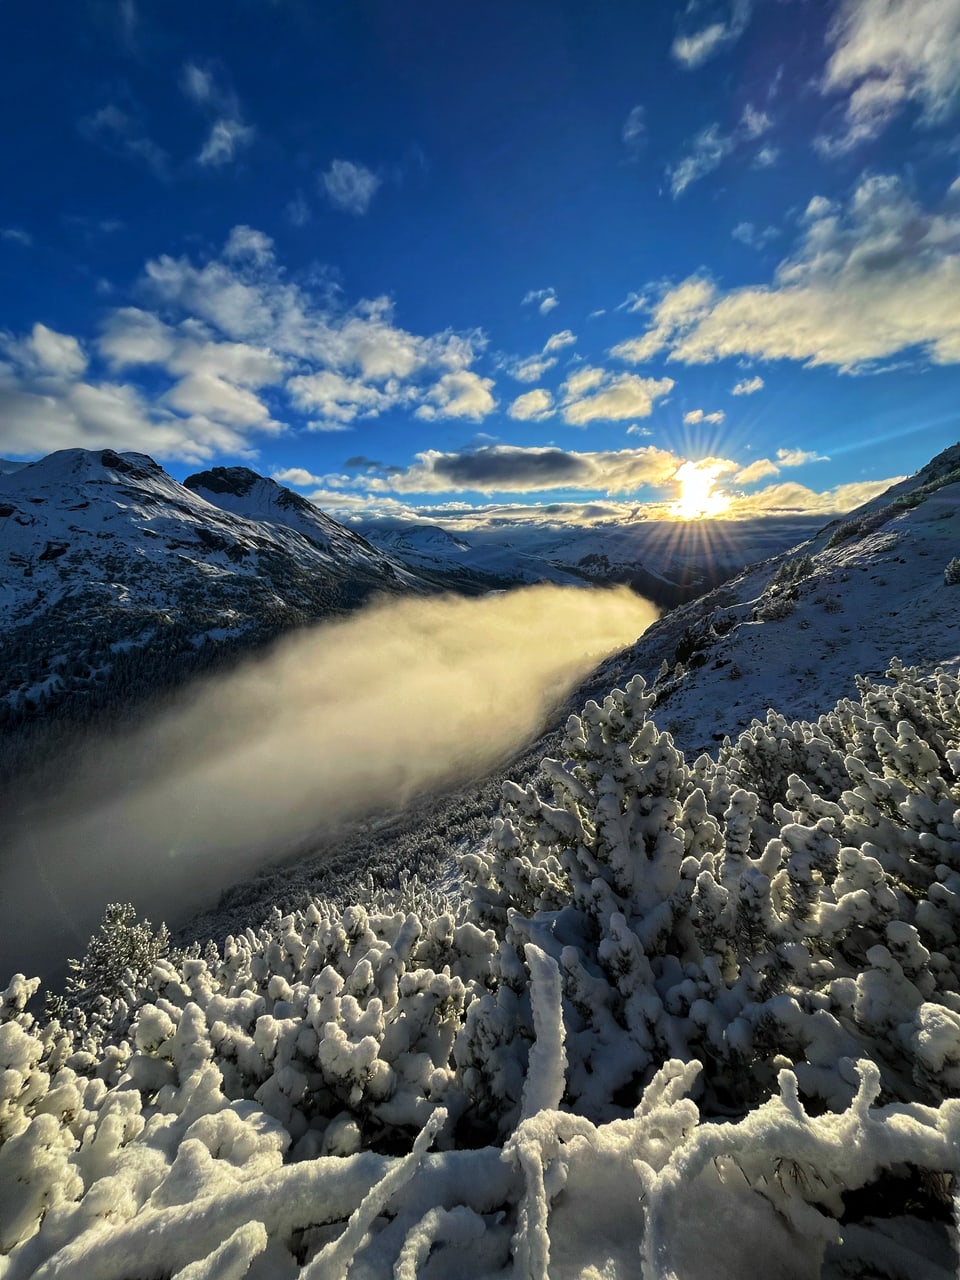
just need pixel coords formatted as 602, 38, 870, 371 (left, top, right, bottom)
4, 661, 960, 1277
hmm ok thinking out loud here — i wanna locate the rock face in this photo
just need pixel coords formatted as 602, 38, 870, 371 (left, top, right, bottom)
0, 449, 429, 757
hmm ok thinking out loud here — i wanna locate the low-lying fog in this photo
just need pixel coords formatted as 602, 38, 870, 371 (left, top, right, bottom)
0, 585, 657, 984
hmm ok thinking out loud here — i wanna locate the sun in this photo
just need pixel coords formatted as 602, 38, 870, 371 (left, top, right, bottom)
671, 460, 732, 519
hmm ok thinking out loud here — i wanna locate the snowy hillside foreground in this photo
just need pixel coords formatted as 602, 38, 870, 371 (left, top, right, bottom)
5, 665, 960, 1277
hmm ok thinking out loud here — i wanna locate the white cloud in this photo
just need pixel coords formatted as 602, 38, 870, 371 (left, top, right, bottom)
415, 371, 496, 422
181, 61, 254, 169
626, 425, 652, 437
732, 221, 780, 250
753, 144, 780, 168
672, 0, 754, 68
776, 447, 830, 466
223, 225, 275, 267
615, 175, 960, 371
683, 408, 725, 425
734, 457, 780, 484
509, 388, 554, 421
611, 277, 716, 364
522, 287, 559, 315
818, 0, 960, 152
560, 369, 675, 426
198, 119, 254, 168
287, 369, 412, 426
668, 124, 734, 197
622, 105, 646, 158
669, 104, 773, 197
725, 477, 900, 517
0, 228, 31, 247
19, 323, 89, 378
504, 354, 558, 383
321, 160, 381, 215
732, 374, 764, 394
543, 329, 577, 354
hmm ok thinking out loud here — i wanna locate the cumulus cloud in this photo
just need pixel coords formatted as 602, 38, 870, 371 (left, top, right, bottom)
321, 159, 381, 215
732, 374, 764, 394
543, 329, 577, 354
559, 367, 674, 426
415, 370, 496, 421
683, 408, 725, 425
1, 587, 656, 978
818, 0, 960, 152
734, 446, 830, 485
726, 476, 901, 516
669, 104, 773, 196
734, 457, 781, 484
613, 175, 960, 371
522, 287, 559, 315
672, 0, 754, 68
508, 388, 554, 421
4, 226, 491, 460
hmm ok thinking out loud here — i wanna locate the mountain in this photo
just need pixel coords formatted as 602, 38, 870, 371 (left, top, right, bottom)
358, 513, 827, 607
0, 449, 429, 764
610, 442, 960, 755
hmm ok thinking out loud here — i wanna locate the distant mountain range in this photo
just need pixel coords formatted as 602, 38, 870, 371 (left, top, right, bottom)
0, 444, 915, 774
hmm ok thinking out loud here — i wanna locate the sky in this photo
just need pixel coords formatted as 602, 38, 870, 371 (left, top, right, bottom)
0, 0, 958, 529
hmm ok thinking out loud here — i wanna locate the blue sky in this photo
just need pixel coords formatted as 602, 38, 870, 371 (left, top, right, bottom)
1, 0, 958, 527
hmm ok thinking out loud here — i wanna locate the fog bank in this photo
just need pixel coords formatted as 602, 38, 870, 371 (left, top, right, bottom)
0, 585, 657, 982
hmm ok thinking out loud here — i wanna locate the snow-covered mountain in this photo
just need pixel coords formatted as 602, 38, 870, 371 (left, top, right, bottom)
0, 449, 428, 753
611, 442, 960, 755
358, 513, 826, 606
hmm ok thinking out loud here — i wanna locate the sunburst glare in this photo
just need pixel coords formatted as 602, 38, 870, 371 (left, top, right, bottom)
670, 460, 732, 519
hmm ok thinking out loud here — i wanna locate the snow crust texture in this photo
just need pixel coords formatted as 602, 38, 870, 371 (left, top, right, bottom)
4, 659, 960, 1276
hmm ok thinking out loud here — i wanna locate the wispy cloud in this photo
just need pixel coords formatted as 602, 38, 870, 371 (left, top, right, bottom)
672, 0, 754, 68
622, 104, 647, 159
321, 159, 381, 215
732, 374, 764, 395
817, 0, 960, 153
79, 103, 170, 179
522, 287, 559, 315
181, 61, 255, 168
683, 408, 725, 425
0, 228, 32, 247
668, 104, 773, 196
732, 221, 780, 249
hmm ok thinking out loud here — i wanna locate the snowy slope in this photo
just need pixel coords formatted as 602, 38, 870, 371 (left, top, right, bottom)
611, 443, 960, 755
0, 449, 429, 741
184, 466, 423, 588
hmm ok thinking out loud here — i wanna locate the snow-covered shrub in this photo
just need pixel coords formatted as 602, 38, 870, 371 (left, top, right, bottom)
65, 901, 173, 1011
756, 591, 796, 621
944, 556, 960, 585
4, 660, 960, 1277
463, 664, 960, 1131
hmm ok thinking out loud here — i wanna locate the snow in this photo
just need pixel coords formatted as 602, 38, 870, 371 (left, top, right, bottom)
4, 445, 960, 1276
